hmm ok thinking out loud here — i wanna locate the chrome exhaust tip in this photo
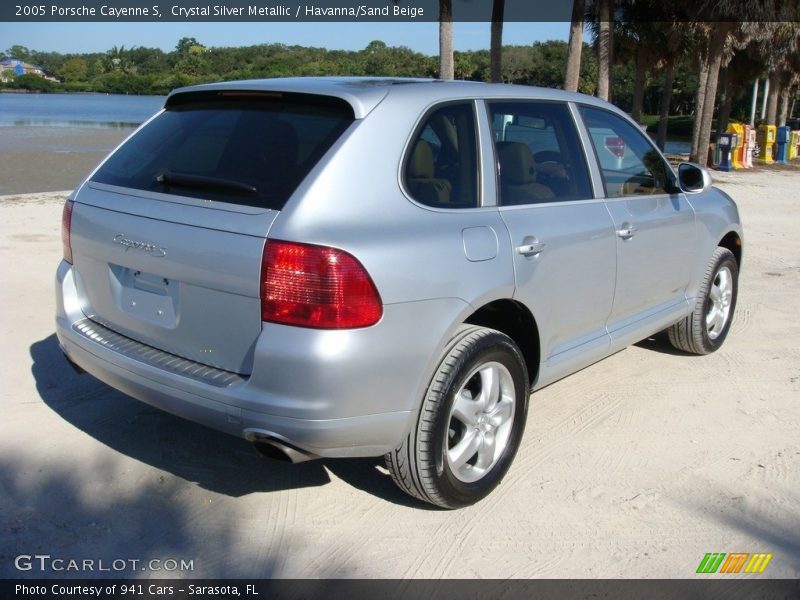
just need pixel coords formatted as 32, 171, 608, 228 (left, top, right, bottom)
244, 429, 318, 464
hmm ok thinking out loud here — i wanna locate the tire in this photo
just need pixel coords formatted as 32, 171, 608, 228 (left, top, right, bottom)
385, 326, 529, 508
667, 247, 738, 355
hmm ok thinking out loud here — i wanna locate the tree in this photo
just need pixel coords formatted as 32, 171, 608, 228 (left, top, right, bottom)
8, 73, 55, 91
438, 0, 454, 80
5, 45, 30, 61
715, 43, 764, 134
564, 0, 585, 91
594, 0, 613, 101
60, 57, 88, 82
175, 53, 210, 77
758, 23, 800, 126
691, 23, 733, 163
597, 0, 614, 100
105, 45, 130, 72
175, 37, 202, 55
655, 27, 684, 151
613, 3, 674, 124
688, 3, 794, 163
362, 40, 390, 75
490, 0, 504, 83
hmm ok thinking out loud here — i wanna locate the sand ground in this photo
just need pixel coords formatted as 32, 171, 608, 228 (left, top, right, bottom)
0, 127, 135, 195
0, 164, 798, 579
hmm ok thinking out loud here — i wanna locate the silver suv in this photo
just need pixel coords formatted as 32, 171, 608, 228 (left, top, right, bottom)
56, 78, 742, 508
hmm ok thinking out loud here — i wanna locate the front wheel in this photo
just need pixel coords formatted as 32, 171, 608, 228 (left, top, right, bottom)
667, 247, 739, 354
385, 326, 529, 508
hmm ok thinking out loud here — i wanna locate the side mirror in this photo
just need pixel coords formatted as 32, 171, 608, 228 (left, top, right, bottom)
677, 162, 713, 194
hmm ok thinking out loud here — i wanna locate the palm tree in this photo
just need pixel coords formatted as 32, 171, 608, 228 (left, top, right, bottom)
613, 15, 662, 124
690, 22, 734, 163
655, 27, 684, 151
490, 0, 505, 83
759, 23, 800, 126
564, 0, 585, 91
715, 44, 765, 135
439, 0, 454, 80
595, 0, 613, 101
689, 3, 792, 163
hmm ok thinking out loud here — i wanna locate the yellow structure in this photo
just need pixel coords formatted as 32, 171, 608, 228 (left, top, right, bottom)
789, 130, 799, 161
757, 125, 776, 164
727, 123, 744, 169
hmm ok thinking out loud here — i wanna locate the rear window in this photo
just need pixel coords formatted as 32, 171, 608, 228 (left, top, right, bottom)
91, 91, 354, 210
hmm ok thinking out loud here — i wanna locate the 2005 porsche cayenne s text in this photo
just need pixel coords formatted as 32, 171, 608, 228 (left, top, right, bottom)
56, 78, 742, 508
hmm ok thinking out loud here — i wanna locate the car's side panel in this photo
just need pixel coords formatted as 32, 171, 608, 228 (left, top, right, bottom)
499, 201, 617, 389
684, 188, 744, 298
574, 102, 701, 352
604, 192, 696, 346
264, 93, 518, 431
271, 93, 516, 309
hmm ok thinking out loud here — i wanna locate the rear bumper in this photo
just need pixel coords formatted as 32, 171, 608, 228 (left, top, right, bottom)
55, 261, 468, 458
56, 331, 410, 457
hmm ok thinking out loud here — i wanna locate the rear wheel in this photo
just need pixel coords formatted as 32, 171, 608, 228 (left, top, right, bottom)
667, 247, 738, 354
385, 326, 529, 508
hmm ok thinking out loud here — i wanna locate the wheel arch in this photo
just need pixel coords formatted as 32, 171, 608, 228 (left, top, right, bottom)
718, 230, 742, 268
464, 299, 540, 389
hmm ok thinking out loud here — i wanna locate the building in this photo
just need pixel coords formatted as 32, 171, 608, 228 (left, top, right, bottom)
0, 58, 47, 82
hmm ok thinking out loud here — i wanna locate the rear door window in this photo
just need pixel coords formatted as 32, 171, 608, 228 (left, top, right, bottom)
488, 101, 592, 205
91, 92, 354, 210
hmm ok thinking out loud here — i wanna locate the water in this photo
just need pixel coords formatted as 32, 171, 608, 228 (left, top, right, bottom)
662, 140, 690, 155
0, 92, 693, 154
0, 93, 165, 128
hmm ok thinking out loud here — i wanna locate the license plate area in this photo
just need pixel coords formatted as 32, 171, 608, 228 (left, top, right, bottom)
110, 264, 179, 327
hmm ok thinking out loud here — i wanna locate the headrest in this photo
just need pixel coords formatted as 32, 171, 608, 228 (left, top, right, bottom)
497, 142, 537, 185
408, 140, 435, 179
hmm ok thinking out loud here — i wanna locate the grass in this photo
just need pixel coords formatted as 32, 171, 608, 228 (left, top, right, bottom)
640, 114, 695, 137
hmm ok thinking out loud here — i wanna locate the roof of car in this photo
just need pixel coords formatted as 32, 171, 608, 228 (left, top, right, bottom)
168, 76, 613, 120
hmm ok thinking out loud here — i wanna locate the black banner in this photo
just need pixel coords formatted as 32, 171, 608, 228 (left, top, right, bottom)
3, 0, 799, 23
4, 579, 800, 600
3, 0, 574, 23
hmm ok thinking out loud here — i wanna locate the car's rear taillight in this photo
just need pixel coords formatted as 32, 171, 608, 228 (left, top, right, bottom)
261, 240, 382, 329
61, 200, 74, 264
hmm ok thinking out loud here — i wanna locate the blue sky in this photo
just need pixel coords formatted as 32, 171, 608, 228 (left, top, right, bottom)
1, 22, 570, 55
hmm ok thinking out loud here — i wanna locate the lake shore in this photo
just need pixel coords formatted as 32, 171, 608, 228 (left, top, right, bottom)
0, 125, 135, 195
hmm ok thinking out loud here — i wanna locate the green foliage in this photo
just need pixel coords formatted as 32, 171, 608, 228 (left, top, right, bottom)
640, 114, 694, 136
0, 35, 739, 116
2, 73, 56, 91
175, 37, 202, 54
5, 44, 31, 61
59, 57, 88, 82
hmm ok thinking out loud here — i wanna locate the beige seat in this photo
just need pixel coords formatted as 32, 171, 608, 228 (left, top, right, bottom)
406, 140, 452, 205
497, 142, 554, 205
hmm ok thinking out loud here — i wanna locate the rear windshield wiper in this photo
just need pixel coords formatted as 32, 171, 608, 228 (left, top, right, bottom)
155, 170, 257, 195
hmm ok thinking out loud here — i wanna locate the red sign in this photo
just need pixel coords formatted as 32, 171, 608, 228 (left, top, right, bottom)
604, 136, 625, 158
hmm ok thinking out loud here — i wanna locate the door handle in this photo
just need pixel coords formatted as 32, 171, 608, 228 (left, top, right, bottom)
516, 241, 546, 256
616, 223, 636, 240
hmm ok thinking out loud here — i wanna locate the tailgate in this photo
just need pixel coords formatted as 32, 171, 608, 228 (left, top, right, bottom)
70, 185, 277, 375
